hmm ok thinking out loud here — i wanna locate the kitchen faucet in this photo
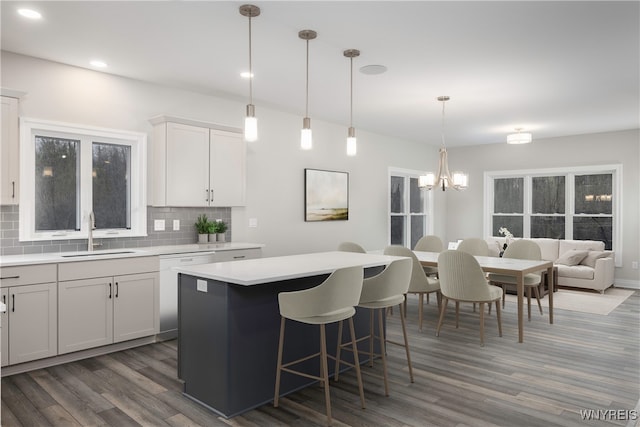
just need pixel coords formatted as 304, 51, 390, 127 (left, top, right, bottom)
88, 211, 96, 251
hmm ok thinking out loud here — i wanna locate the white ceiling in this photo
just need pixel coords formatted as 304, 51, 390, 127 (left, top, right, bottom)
1, 1, 638, 147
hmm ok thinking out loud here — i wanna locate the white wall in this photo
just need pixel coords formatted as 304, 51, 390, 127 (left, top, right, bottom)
445, 131, 640, 287
1, 51, 437, 256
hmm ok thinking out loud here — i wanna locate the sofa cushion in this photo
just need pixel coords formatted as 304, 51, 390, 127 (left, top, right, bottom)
580, 250, 613, 268
559, 239, 604, 255
556, 249, 589, 266
556, 264, 595, 280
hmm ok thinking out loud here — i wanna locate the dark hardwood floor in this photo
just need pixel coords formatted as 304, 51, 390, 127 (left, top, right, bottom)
2, 290, 639, 427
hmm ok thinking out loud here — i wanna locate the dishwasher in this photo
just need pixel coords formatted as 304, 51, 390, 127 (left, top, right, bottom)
158, 251, 216, 340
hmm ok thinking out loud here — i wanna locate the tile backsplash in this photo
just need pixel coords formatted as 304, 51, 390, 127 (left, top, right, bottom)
0, 205, 230, 256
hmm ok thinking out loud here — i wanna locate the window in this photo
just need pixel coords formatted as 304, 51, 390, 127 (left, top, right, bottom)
389, 168, 433, 248
485, 165, 621, 264
20, 118, 147, 241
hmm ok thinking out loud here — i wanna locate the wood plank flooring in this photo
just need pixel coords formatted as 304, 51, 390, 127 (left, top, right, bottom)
2, 289, 639, 427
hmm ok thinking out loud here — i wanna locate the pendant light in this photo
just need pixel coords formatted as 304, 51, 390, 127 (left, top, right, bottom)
299, 30, 317, 150
507, 128, 532, 144
419, 96, 469, 191
239, 4, 260, 142
344, 49, 360, 156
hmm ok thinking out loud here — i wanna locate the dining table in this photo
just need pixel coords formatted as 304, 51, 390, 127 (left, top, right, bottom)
413, 250, 554, 343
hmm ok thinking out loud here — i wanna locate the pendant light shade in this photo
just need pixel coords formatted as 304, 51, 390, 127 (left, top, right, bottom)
344, 49, 360, 156
507, 128, 532, 144
239, 4, 260, 142
419, 96, 468, 191
299, 30, 317, 150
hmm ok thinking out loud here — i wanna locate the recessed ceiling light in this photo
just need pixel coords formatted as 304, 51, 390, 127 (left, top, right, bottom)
90, 60, 108, 68
240, 72, 254, 79
360, 64, 387, 75
18, 8, 42, 19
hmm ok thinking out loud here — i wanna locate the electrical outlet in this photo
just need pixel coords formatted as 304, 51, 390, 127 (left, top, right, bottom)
197, 279, 208, 292
632, 261, 638, 269
173, 219, 180, 231
249, 218, 258, 228
154, 219, 165, 231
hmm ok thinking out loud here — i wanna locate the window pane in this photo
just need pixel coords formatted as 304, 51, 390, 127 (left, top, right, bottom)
410, 215, 425, 249
409, 177, 424, 213
35, 136, 79, 231
390, 176, 404, 213
532, 176, 565, 214
492, 215, 523, 237
494, 178, 523, 213
575, 174, 612, 214
391, 216, 405, 245
531, 216, 565, 239
574, 217, 612, 250
92, 142, 131, 229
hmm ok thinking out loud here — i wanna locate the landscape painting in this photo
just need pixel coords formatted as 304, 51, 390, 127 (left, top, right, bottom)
305, 168, 349, 221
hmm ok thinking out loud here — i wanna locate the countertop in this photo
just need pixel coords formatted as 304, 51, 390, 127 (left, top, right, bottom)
174, 251, 408, 286
0, 242, 265, 267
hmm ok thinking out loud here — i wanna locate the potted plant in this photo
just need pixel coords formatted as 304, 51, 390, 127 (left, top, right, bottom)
195, 214, 209, 244
207, 221, 219, 243
215, 220, 228, 242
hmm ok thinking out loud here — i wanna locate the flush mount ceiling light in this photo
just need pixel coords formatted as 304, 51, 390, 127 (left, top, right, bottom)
299, 29, 317, 150
90, 60, 107, 68
419, 96, 469, 191
360, 64, 387, 75
344, 49, 360, 156
239, 4, 260, 142
507, 128, 533, 144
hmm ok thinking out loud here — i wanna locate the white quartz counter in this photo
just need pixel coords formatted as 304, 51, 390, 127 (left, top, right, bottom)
174, 251, 408, 286
0, 242, 265, 267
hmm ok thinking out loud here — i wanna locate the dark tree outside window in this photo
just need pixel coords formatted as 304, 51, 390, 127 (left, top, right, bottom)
92, 142, 131, 229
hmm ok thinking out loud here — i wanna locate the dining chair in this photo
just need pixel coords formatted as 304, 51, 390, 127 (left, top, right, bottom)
488, 239, 544, 320
436, 250, 503, 345
335, 257, 413, 396
414, 235, 443, 278
337, 241, 366, 253
383, 245, 441, 331
274, 266, 366, 425
456, 238, 489, 256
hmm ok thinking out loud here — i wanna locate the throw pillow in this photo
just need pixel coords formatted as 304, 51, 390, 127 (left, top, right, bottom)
555, 249, 589, 266
580, 250, 613, 268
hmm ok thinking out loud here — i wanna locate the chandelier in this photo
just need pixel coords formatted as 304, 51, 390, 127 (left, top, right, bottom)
419, 96, 468, 191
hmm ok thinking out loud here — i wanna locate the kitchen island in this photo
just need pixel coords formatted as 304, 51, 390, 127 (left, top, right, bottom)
174, 251, 405, 418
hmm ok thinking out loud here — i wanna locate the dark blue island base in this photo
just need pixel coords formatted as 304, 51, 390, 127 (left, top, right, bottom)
177, 267, 384, 418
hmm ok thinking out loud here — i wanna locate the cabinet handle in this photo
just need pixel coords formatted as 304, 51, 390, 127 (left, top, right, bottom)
109, 283, 112, 299
0, 276, 20, 280
205, 188, 209, 202
115, 282, 119, 298
2, 295, 5, 304
233, 255, 246, 259
181, 258, 194, 262
11, 181, 15, 198
12, 294, 15, 312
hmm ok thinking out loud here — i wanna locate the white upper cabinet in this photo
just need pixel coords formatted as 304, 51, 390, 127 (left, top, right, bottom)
150, 116, 246, 207
1, 96, 20, 205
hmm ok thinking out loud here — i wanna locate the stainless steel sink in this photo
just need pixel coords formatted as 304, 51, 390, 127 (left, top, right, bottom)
62, 251, 136, 258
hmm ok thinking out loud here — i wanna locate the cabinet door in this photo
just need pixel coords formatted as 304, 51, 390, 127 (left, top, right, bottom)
1, 96, 19, 205
58, 278, 113, 354
113, 272, 158, 343
165, 122, 210, 206
210, 130, 246, 206
1, 288, 8, 367
8, 283, 57, 364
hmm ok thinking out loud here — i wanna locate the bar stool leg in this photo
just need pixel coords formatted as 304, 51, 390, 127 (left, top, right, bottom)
348, 317, 366, 409
319, 324, 332, 424
334, 320, 344, 381
369, 309, 375, 367
273, 317, 286, 408
377, 307, 390, 396
399, 302, 414, 383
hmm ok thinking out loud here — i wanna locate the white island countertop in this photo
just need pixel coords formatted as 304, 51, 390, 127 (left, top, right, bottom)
174, 251, 408, 286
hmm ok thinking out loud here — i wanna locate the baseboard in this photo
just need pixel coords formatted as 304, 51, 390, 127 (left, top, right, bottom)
614, 278, 640, 290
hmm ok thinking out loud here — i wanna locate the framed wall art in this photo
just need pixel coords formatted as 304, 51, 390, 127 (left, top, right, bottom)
304, 168, 349, 221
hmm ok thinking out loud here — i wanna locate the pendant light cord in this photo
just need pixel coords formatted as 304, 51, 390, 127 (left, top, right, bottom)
305, 39, 309, 117
441, 98, 446, 148
248, 14, 253, 105
349, 57, 353, 127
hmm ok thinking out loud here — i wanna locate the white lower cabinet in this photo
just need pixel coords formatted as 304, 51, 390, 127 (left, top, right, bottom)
0, 283, 57, 366
58, 272, 158, 354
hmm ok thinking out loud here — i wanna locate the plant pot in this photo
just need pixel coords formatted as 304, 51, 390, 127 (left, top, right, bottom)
209, 233, 217, 243
217, 233, 226, 243
198, 233, 208, 244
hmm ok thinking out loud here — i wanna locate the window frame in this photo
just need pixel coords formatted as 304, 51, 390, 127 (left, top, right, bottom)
388, 167, 434, 248
484, 164, 622, 266
19, 117, 147, 242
